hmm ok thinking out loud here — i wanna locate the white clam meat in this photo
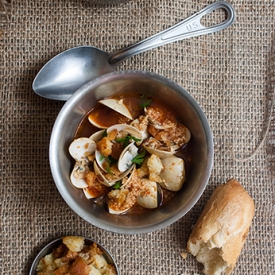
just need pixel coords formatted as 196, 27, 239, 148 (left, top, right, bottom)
69, 137, 96, 161
99, 98, 133, 119
137, 179, 163, 209
158, 156, 185, 191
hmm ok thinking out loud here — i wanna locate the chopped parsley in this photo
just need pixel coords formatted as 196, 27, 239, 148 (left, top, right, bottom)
140, 99, 152, 108
115, 134, 141, 148
112, 181, 122, 189
106, 165, 112, 175
99, 154, 117, 175
102, 129, 107, 137
131, 150, 146, 165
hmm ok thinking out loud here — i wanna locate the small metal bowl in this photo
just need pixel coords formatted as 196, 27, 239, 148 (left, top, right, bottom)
29, 237, 119, 275
50, 70, 214, 234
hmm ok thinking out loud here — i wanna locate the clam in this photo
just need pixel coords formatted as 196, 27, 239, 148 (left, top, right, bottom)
143, 137, 175, 158
83, 188, 95, 199
99, 98, 133, 119
81, 171, 109, 199
106, 168, 140, 214
70, 162, 89, 188
106, 188, 132, 214
137, 179, 163, 209
94, 150, 110, 172
89, 130, 106, 142
69, 137, 96, 161
88, 103, 131, 129
107, 124, 143, 145
93, 160, 134, 187
118, 142, 138, 172
94, 124, 142, 174
158, 156, 185, 191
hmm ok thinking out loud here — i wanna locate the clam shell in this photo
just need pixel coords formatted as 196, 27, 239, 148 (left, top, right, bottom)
107, 124, 143, 144
70, 165, 88, 189
158, 156, 185, 191
94, 150, 109, 172
89, 130, 106, 142
69, 137, 96, 161
118, 142, 138, 172
143, 144, 175, 158
93, 161, 134, 187
99, 98, 133, 119
83, 188, 95, 199
83, 186, 107, 199
106, 189, 132, 214
88, 115, 109, 129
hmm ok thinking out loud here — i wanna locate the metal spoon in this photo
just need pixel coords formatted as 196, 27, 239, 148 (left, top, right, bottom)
33, 1, 235, 100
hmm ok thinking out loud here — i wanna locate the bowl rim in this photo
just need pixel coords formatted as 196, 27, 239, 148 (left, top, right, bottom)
49, 70, 214, 234
29, 236, 120, 275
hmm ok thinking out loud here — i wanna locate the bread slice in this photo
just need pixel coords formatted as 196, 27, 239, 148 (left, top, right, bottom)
186, 179, 255, 275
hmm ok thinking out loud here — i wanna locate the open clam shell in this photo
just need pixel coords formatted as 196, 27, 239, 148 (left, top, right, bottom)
137, 179, 163, 209
107, 124, 143, 144
118, 142, 138, 172
69, 137, 96, 161
70, 163, 89, 189
99, 98, 133, 120
83, 186, 107, 199
93, 161, 134, 187
89, 129, 106, 142
143, 137, 176, 158
106, 191, 132, 215
105, 167, 138, 214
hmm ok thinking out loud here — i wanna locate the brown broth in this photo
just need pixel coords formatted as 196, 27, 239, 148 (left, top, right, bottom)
74, 92, 193, 215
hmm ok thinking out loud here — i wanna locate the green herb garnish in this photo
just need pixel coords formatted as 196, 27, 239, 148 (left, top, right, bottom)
112, 181, 122, 189
140, 99, 152, 108
102, 129, 107, 137
131, 150, 146, 165
107, 155, 117, 165
115, 134, 141, 148
106, 165, 112, 175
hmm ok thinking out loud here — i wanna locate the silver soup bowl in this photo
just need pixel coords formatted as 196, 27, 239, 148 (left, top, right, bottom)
29, 237, 119, 274
50, 70, 214, 234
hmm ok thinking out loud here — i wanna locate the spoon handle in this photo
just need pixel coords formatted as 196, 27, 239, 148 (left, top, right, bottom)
109, 1, 235, 65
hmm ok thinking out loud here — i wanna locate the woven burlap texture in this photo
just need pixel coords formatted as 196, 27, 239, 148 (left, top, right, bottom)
1, 1, 274, 274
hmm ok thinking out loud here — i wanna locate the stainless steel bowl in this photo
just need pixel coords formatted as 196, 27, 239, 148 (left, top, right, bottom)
50, 70, 214, 234
29, 237, 119, 275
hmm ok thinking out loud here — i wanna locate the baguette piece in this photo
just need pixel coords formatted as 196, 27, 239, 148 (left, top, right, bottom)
186, 179, 255, 275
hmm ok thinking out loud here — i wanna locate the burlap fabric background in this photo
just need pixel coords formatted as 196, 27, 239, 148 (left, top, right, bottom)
1, 0, 274, 274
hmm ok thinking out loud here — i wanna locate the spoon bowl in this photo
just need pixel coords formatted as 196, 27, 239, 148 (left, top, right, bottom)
33, 47, 115, 100
33, 1, 235, 100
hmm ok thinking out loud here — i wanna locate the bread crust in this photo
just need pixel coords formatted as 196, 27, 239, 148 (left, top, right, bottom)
186, 179, 255, 275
